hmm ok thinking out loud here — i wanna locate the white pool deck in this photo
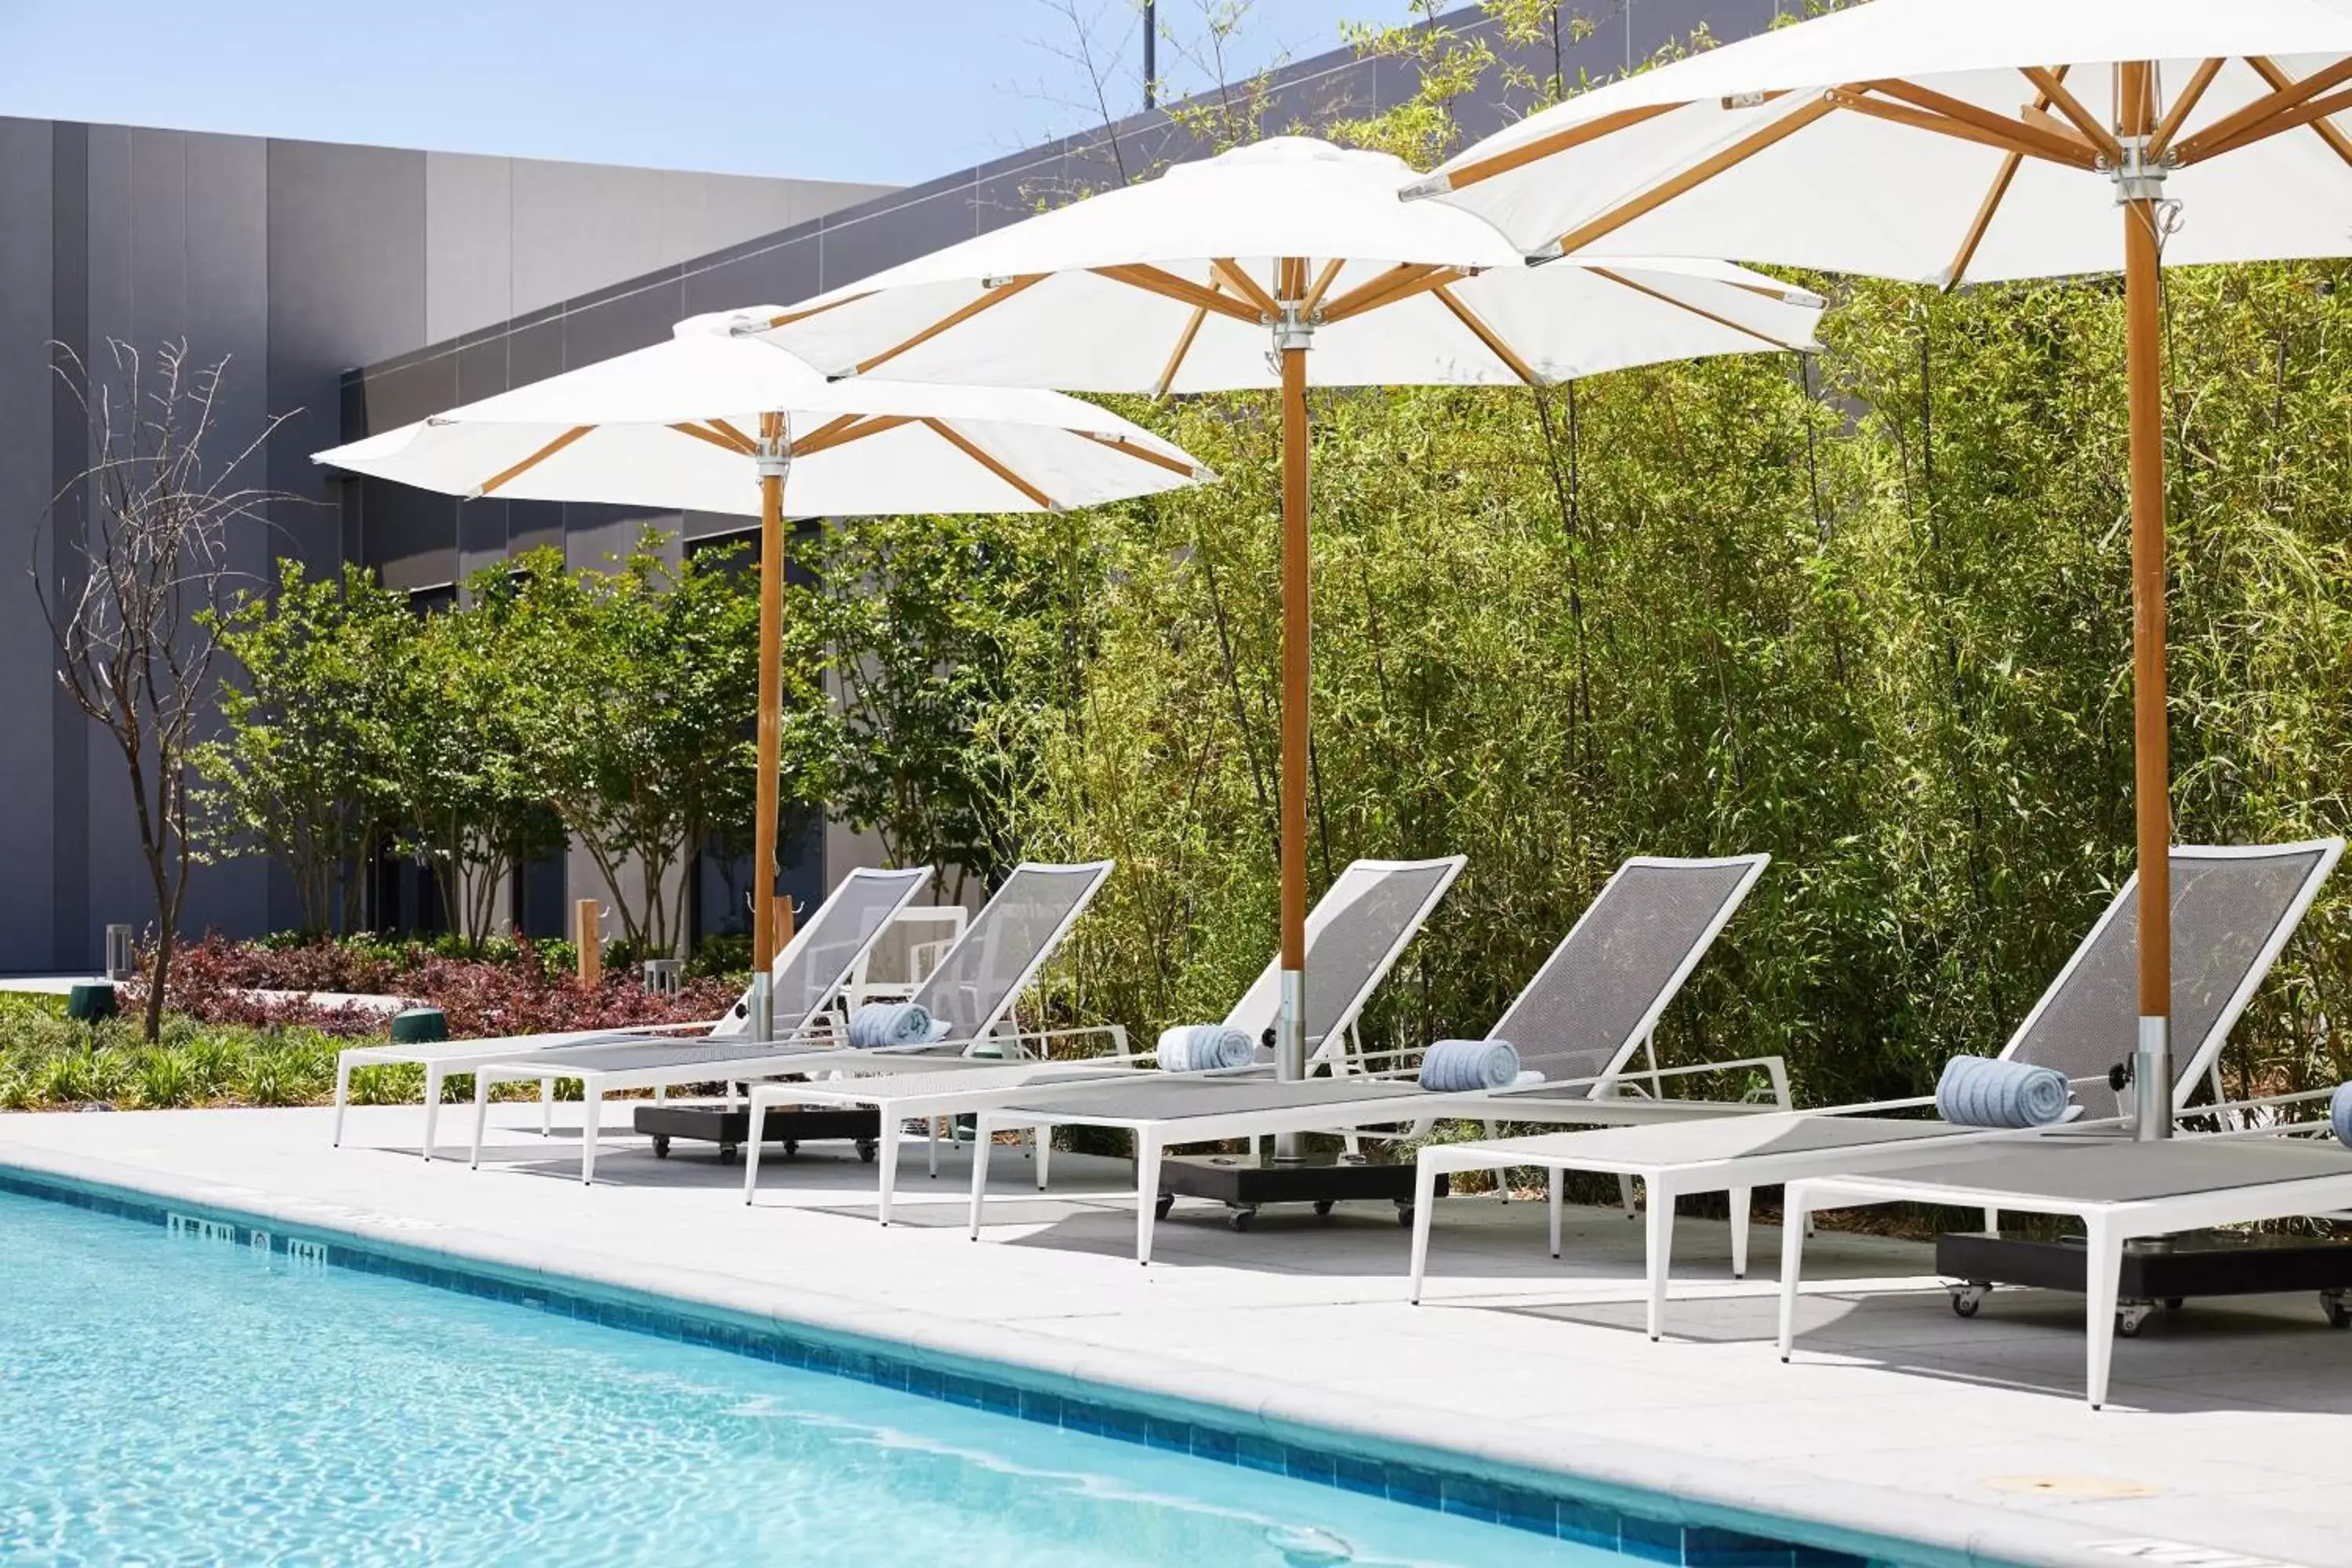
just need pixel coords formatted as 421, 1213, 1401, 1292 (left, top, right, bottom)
2, 1103, 2346, 1568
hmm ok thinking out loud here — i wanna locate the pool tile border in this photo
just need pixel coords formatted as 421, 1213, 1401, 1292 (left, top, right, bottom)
0, 1163, 1928, 1568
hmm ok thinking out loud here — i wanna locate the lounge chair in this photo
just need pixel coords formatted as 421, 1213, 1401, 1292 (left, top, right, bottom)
970, 854, 1786, 1263
464, 860, 1115, 1182
739, 855, 1468, 1223
330, 865, 929, 1160
1408, 838, 2344, 1341
1780, 1134, 2352, 1408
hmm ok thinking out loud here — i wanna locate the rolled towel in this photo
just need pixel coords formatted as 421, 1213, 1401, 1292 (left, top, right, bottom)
848, 1001, 950, 1050
2331, 1082, 2352, 1150
1935, 1054, 2071, 1129
1156, 1023, 1254, 1073
1420, 1038, 1522, 1093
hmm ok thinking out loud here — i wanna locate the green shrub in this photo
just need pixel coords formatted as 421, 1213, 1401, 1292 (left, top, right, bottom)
134, 1050, 196, 1109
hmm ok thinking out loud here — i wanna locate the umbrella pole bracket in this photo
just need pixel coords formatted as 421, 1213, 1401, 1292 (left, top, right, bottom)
2103, 134, 2172, 205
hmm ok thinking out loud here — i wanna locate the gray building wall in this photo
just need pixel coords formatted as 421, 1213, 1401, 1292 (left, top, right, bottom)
0, 115, 887, 970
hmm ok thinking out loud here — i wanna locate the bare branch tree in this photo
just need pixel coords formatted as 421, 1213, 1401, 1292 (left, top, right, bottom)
36, 339, 297, 1040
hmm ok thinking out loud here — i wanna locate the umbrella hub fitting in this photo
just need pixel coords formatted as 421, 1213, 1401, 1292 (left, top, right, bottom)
1270, 304, 1317, 354
2103, 136, 2169, 206
755, 436, 792, 480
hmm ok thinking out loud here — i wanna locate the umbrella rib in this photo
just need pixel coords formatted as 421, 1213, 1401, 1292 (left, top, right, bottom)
2148, 58, 2227, 161
477, 425, 593, 496
1946, 66, 2068, 292
1092, 263, 1262, 322
789, 412, 867, 455
1839, 82, 2097, 168
793, 414, 915, 459
762, 290, 876, 330
920, 418, 1058, 510
855, 274, 1047, 376
1423, 101, 1688, 194
2241, 56, 2352, 170
1152, 282, 1219, 399
2172, 53, 2352, 163
1073, 430, 1200, 478
1210, 259, 1282, 318
1548, 93, 1843, 256
2192, 81, 2352, 163
1429, 284, 1537, 383
2016, 67, 2121, 161
705, 416, 757, 452
1588, 267, 1797, 352
1321, 263, 1461, 323
1300, 259, 1347, 316
667, 422, 754, 456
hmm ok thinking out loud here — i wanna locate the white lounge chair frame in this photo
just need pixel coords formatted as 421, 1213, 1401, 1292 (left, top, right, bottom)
330, 866, 929, 1160
969, 854, 1787, 1263
1407, 838, 2344, 1338
465, 860, 1116, 1182
739, 855, 1468, 1223
1780, 1139, 2352, 1408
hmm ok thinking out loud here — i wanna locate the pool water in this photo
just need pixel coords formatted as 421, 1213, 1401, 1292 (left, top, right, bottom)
0, 1189, 1621, 1567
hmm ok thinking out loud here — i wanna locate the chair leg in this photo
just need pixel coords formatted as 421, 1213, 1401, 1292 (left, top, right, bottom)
1134, 1133, 1163, 1267
1644, 1183, 1677, 1342
579, 1090, 603, 1185
1618, 1173, 1639, 1220
967, 1120, 996, 1240
1548, 1167, 1564, 1259
877, 1113, 902, 1225
742, 1094, 766, 1205
1408, 1156, 1439, 1304
332, 1057, 353, 1147
1730, 1185, 1752, 1279
2085, 1217, 2122, 1410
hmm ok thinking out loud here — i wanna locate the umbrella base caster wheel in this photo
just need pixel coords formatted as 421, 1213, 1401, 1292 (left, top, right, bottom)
857, 1139, 877, 1163
1312, 1200, 1334, 1218
1226, 1205, 1257, 1232
651, 1136, 671, 1160
2322, 1290, 2350, 1329
1153, 1194, 1174, 1221
2163, 1298, 2185, 1312
1394, 1199, 1415, 1228
2117, 1301, 2156, 1338
782, 1139, 800, 1160
718, 1144, 739, 1164
1949, 1282, 1989, 1319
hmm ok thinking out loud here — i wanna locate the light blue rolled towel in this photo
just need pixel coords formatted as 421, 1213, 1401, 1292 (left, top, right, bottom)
1936, 1054, 2071, 1129
848, 1001, 950, 1049
1156, 1023, 1254, 1073
1420, 1038, 1521, 1092
2331, 1082, 2352, 1149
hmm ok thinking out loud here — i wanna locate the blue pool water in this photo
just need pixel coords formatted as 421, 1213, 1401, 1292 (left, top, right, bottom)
0, 1187, 1626, 1567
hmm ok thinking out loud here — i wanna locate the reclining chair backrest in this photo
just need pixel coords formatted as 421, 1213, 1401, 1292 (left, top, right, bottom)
1224, 856, 1468, 1061
909, 861, 1116, 1040
1494, 854, 1771, 1091
2002, 839, 2342, 1110
707, 866, 931, 1039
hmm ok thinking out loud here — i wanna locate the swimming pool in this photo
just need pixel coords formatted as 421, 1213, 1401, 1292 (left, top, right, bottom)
0, 1183, 1640, 1567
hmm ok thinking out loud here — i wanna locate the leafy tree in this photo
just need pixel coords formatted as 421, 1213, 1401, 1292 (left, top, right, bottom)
197, 560, 409, 935
371, 569, 562, 950
503, 535, 790, 956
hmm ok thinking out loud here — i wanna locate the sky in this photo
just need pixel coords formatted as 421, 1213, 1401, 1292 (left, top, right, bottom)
0, 1, 1417, 187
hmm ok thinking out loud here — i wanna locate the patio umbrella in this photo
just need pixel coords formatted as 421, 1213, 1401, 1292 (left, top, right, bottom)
1408, 0, 2352, 1138
316, 309, 1209, 1035
750, 134, 1824, 1110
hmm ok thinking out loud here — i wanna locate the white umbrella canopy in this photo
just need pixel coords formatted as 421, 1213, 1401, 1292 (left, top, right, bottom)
315, 309, 1210, 1023
314, 310, 1209, 517
1415, 0, 2352, 1147
757, 136, 1823, 389
1410, 0, 2352, 284
752, 135, 1825, 1098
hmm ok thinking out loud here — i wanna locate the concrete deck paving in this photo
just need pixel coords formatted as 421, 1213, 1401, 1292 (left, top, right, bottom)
2, 1102, 2346, 1568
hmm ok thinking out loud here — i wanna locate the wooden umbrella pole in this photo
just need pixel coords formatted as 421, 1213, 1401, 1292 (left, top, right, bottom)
1277, 259, 1313, 1109
2120, 60, 2173, 1138
751, 412, 789, 1038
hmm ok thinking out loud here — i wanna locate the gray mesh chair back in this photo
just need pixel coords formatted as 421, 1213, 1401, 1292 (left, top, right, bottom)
908, 861, 1116, 1039
707, 866, 930, 1039
1225, 857, 1468, 1058
1494, 854, 1771, 1089
2002, 839, 2341, 1108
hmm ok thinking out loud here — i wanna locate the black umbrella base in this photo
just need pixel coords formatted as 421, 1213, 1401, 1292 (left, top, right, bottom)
1936, 1228, 2352, 1334
1152, 1150, 1449, 1232
631, 1102, 881, 1164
